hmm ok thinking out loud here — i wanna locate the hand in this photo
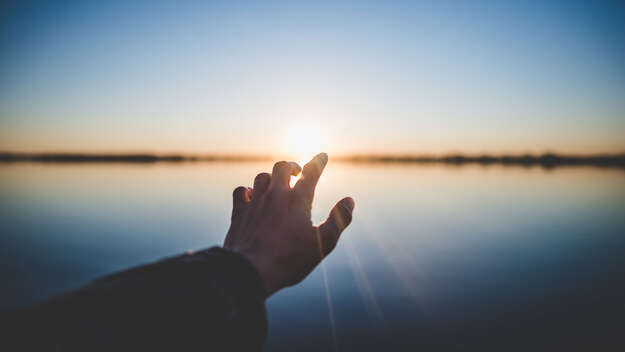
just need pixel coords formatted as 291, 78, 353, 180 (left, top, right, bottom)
224, 153, 354, 297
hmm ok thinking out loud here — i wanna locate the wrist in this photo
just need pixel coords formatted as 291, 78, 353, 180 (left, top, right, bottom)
244, 253, 282, 298
224, 247, 280, 298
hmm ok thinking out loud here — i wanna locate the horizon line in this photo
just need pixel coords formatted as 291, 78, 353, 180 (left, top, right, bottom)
1, 151, 624, 169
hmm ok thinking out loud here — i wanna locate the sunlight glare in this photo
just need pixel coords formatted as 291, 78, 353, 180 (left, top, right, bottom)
285, 122, 329, 187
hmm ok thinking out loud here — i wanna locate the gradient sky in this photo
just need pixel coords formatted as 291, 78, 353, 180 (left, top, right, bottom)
1, 0, 624, 155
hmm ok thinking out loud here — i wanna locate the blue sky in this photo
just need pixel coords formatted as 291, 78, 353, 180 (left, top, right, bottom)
1, 0, 624, 155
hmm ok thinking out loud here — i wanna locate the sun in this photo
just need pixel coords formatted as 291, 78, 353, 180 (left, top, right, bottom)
284, 122, 329, 186
285, 122, 329, 166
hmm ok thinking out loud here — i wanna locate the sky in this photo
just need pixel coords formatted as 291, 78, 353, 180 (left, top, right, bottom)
1, 0, 624, 156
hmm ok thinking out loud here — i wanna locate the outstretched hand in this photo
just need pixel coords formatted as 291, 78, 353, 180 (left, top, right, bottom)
224, 153, 354, 297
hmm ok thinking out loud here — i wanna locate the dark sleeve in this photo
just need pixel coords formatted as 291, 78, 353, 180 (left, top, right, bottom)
1, 247, 267, 351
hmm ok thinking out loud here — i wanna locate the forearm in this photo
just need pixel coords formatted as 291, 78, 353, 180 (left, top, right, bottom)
2, 247, 267, 351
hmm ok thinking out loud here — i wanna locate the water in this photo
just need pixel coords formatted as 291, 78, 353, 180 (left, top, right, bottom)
1, 162, 624, 350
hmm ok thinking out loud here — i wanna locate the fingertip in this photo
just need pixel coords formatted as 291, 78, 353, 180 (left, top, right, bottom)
254, 172, 271, 183
318, 197, 353, 256
252, 172, 272, 201
289, 161, 302, 176
272, 160, 302, 187
272, 161, 288, 175
340, 197, 355, 212
317, 152, 328, 166
233, 186, 247, 198
301, 152, 328, 177
335, 198, 354, 230
232, 186, 249, 213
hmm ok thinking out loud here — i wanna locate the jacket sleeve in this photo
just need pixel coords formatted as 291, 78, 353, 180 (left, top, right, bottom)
1, 247, 267, 351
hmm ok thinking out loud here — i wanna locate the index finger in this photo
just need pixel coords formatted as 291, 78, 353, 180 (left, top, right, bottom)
294, 152, 328, 202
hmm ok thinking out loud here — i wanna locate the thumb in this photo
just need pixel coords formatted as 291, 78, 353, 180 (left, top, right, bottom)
318, 197, 355, 256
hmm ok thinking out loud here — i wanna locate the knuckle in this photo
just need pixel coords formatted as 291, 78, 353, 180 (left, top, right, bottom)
264, 188, 281, 202
303, 162, 320, 175
292, 191, 312, 208
327, 220, 341, 235
319, 229, 338, 255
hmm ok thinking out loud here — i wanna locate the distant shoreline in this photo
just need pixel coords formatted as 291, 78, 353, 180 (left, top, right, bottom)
1, 152, 624, 169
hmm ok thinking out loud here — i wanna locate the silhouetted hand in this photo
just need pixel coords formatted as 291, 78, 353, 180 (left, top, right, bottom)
224, 153, 354, 297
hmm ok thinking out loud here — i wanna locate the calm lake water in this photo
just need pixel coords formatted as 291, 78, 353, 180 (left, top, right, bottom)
1, 162, 624, 350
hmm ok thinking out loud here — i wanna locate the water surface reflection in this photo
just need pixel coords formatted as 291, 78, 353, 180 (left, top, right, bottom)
1, 163, 624, 350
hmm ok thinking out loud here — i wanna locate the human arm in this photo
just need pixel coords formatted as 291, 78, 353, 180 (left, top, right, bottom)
1, 153, 354, 350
